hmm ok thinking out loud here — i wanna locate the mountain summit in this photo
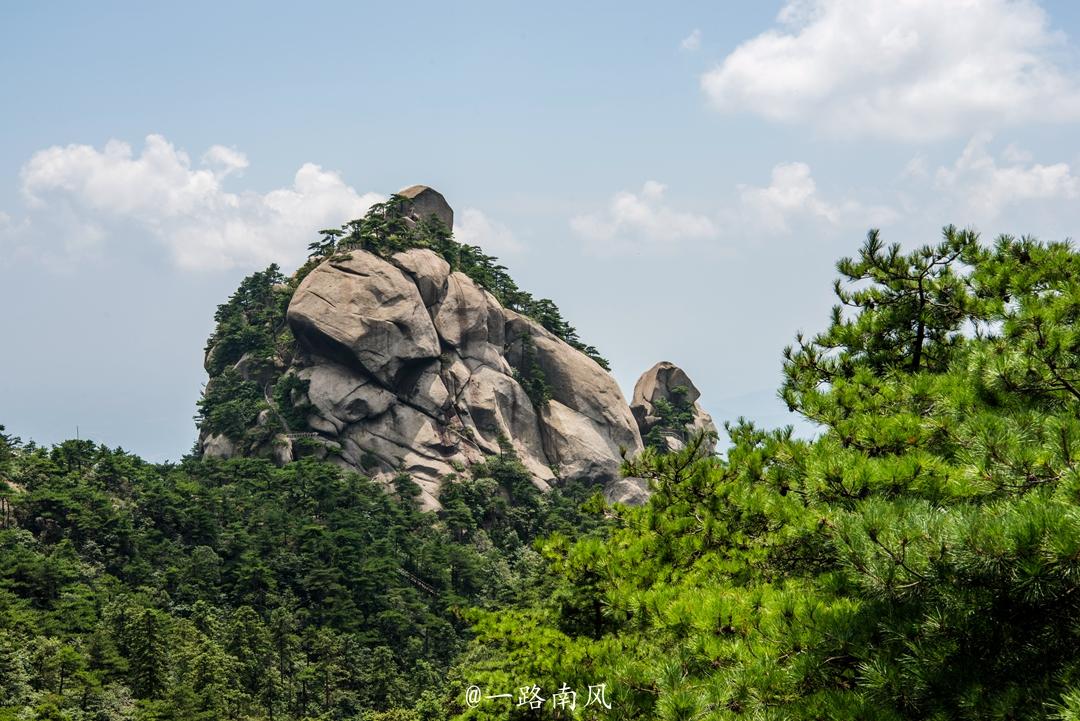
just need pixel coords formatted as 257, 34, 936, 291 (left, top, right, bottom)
198, 186, 713, 508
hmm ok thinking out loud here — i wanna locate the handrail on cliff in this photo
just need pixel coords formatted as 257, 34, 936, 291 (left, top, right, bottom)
396, 566, 438, 596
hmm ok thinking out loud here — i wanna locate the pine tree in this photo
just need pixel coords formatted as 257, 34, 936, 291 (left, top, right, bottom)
449, 228, 1080, 721
127, 607, 170, 699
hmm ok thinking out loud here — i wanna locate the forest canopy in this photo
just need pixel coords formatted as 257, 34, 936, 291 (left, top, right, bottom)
446, 228, 1080, 720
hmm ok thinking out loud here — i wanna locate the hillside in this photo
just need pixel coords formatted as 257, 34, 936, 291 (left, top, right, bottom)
0, 428, 609, 720
0, 189, 714, 721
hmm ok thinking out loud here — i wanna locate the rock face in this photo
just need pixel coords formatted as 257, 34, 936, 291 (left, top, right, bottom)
200, 185, 717, 511
631, 361, 718, 453
397, 185, 454, 230
206, 186, 641, 510
288, 252, 441, 387
284, 248, 645, 509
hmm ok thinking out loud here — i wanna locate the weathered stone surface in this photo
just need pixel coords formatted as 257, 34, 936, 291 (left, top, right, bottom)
283, 251, 650, 503
340, 404, 461, 511
505, 311, 642, 456
272, 435, 294, 465
405, 363, 451, 418
539, 400, 629, 485
391, 248, 450, 307
633, 361, 701, 408
397, 184, 454, 230
300, 362, 395, 432
287, 251, 440, 386
202, 433, 236, 459
433, 272, 490, 348
204, 186, 721, 510
604, 476, 650, 506
632, 361, 718, 453
459, 366, 554, 485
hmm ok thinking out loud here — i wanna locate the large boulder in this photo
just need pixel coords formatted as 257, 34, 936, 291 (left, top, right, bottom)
287, 252, 440, 387
433, 272, 491, 348
202, 433, 236, 459
282, 245, 648, 505
337, 403, 463, 511
604, 476, 651, 506
299, 362, 396, 432
539, 400, 631, 485
504, 312, 641, 455
397, 185, 454, 230
391, 248, 450, 307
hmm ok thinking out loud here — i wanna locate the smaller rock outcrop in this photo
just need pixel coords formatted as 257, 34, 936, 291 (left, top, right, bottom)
631, 361, 717, 453
397, 185, 454, 230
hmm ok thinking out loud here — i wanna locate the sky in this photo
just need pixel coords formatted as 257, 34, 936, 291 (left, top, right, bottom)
4, 0, 1080, 461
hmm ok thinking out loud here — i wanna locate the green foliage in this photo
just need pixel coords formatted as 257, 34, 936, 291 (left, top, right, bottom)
195, 368, 266, 439
49, 210, 1080, 719
782, 226, 980, 423
0, 425, 19, 466
198, 264, 295, 445
0, 429, 606, 719
203, 264, 292, 378
271, 373, 312, 432
448, 229, 1080, 720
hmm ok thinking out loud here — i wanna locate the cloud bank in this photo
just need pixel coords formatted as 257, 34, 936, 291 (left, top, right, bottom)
15, 134, 382, 270
702, 0, 1080, 140
572, 167, 896, 254
570, 181, 718, 254
934, 133, 1080, 219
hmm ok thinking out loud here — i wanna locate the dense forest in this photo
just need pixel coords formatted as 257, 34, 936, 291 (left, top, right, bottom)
0, 430, 604, 720
8, 223, 1080, 720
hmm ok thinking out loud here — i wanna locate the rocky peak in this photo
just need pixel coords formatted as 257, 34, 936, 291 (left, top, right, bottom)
198, 186, 715, 510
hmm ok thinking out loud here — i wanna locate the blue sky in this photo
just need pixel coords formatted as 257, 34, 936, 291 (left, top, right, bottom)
4, 0, 1080, 460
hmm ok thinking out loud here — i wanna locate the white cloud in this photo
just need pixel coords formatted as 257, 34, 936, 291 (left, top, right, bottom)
738, 162, 897, 233
701, 0, 1080, 140
570, 181, 717, 254
571, 168, 897, 254
934, 133, 1080, 217
680, 29, 702, 51
739, 162, 837, 231
453, 208, 524, 255
0, 201, 105, 269
14, 134, 383, 270
201, 145, 249, 177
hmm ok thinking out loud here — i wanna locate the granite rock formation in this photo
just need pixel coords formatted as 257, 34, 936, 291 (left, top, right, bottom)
200, 186, 714, 510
